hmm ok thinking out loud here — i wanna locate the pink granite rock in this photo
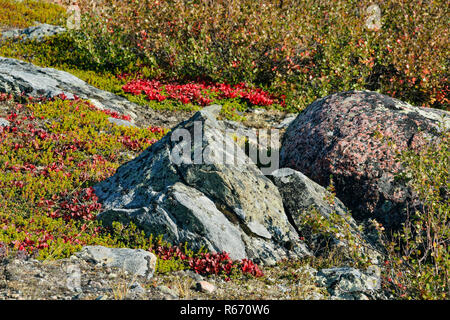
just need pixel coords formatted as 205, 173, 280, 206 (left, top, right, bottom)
280, 90, 448, 229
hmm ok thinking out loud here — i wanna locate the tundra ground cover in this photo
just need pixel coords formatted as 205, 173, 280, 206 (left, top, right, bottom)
0, 94, 265, 278
73, 0, 449, 111
0, 0, 66, 29
0, 0, 448, 298
0, 93, 164, 257
2, 0, 447, 114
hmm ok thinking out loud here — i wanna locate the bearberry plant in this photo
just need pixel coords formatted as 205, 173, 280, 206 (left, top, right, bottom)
0, 94, 264, 279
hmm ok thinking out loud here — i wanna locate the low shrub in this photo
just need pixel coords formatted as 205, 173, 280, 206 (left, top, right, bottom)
380, 124, 449, 299
0, 35, 276, 116
0, 95, 264, 278
0, 94, 166, 259
0, 0, 66, 29
74, 0, 448, 111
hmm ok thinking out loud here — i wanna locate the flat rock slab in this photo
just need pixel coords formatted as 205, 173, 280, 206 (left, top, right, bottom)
75, 246, 157, 279
0, 56, 141, 121
196, 281, 216, 293
1, 24, 66, 42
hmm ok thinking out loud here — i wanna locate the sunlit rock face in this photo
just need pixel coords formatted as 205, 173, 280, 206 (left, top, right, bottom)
280, 90, 449, 229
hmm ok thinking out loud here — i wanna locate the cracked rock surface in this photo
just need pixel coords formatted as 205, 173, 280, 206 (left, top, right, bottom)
1, 23, 66, 42
94, 105, 310, 265
281, 90, 449, 229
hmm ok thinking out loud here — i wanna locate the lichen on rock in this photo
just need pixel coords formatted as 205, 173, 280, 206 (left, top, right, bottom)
94, 105, 310, 265
280, 90, 449, 229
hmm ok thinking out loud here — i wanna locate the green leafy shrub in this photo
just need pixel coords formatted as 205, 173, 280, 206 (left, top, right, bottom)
74, 0, 448, 111
0, 35, 264, 117
297, 179, 372, 269
0, 95, 166, 259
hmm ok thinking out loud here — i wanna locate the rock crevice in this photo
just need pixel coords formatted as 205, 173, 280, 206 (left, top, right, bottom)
94, 105, 310, 265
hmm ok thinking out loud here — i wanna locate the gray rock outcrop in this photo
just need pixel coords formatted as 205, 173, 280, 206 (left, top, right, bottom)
0, 57, 141, 121
315, 266, 383, 300
272, 168, 382, 263
75, 246, 157, 279
94, 105, 310, 265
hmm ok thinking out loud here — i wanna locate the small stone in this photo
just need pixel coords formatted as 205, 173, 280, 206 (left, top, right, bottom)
196, 281, 216, 294
72, 293, 85, 300
276, 284, 288, 293
184, 270, 203, 282
0, 118, 10, 127
360, 293, 370, 300
157, 285, 179, 299
275, 115, 296, 129
126, 282, 145, 299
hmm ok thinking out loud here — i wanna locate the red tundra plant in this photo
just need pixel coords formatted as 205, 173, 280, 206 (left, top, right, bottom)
152, 244, 264, 278
122, 78, 285, 107
38, 187, 102, 222
0, 93, 13, 101
57, 93, 132, 121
